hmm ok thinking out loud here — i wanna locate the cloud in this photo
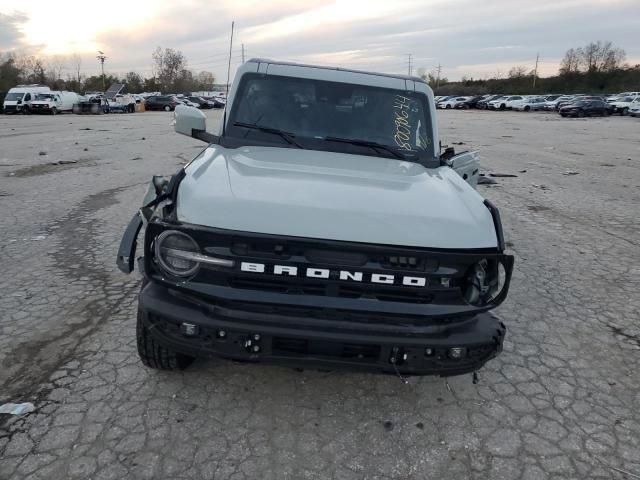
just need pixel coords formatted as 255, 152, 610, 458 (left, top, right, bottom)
0, 11, 28, 50
1, 0, 639, 81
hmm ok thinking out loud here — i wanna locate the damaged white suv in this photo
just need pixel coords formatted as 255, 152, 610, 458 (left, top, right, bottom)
117, 59, 513, 377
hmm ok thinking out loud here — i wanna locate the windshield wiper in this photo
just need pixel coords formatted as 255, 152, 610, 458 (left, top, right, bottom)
233, 122, 303, 148
323, 136, 405, 160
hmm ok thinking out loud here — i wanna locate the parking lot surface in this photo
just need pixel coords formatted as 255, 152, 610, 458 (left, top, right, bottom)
1, 109, 639, 480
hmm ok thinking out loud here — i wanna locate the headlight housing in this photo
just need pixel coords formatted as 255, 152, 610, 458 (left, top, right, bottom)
155, 230, 201, 277
464, 258, 507, 306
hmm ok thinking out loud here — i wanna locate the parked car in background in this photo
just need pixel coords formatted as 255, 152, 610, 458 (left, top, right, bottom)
488, 96, 514, 110
174, 97, 201, 108
503, 96, 527, 110
609, 96, 638, 115
513, 97, 546, 111
628, 100, 640, 117
476, 95, 503, 109
556, 96, 584, 111
454, 95, 485, 109
145, 95, 179, 111
207, 97, 226, 108
437, 96, 469, 109
187, 96, 214, 109
559, 99, 609, 117
29, 91, 82, 115
3, 84, 51, 113
544, 95, 573, 111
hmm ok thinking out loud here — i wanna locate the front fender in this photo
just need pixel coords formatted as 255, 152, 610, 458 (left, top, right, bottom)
116, 212, 143, 273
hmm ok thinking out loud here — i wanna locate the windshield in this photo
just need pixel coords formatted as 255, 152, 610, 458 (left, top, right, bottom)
35, 94, 54, 100
226, 73, 434, 162
5, 92, 24, 101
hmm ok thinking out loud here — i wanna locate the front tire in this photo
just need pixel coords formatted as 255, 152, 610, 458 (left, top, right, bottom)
51, 107, 57, 115
136, 308, 195, 370
524, 106, 530, 112
446, 104, 452, 109
164, 105, 171, 112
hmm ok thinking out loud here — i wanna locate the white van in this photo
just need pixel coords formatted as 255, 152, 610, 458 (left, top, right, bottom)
3, 85, 51, 114
30, 91, 82, 115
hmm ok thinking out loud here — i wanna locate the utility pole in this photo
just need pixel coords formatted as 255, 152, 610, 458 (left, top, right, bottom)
407, 54, 412, 76
533, 52, 539, 89
435, 63, 442, 88
242, 43, 245, 63
96, 51, 107, 93
226, 21, 235, 94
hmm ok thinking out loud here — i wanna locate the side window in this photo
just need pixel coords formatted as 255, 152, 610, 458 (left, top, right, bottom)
25, 93, 31, 101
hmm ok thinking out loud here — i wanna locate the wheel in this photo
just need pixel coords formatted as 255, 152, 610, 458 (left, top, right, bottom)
164, 105, 171, 112
524, 106, 530, 112
577, 110, 585, 118
446, 104, 452, 109
621, 107, 629, 116
136, 307, 195, 370
500, 104, 506, 110
51, 107, 57, 115
560, 113, 567, 117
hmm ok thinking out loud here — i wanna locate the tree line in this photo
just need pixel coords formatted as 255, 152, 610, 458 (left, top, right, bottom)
422, 40, 637, 95
0, 47, 216, 95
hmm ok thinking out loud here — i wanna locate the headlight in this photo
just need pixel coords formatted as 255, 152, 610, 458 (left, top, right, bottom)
464, 259, 507, 306
154, 230, 235, 278
155, 230, 201, 277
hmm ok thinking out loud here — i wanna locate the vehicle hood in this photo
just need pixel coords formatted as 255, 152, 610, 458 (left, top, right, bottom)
176, 146, 498, 249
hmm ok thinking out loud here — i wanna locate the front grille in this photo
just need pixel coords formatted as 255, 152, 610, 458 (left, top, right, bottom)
146, 223, 501, 308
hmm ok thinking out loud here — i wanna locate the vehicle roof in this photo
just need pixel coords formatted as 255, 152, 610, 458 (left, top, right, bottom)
246, 58, 428, 85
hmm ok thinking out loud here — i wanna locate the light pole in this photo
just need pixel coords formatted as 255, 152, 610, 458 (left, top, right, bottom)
96, 51, 107, 93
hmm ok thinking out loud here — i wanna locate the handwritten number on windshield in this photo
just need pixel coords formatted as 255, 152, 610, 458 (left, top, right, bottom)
393, 95, 415, 151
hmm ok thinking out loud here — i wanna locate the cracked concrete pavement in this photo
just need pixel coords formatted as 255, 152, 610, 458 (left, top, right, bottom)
1, 109, 639, 479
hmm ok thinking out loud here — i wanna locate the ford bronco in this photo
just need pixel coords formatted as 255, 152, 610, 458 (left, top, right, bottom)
117, 59, 513, 377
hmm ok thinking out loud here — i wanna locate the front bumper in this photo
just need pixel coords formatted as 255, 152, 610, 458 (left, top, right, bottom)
139, 282, 506, 377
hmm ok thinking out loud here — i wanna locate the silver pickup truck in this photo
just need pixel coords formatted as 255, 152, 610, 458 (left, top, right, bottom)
117, 59, 513, 377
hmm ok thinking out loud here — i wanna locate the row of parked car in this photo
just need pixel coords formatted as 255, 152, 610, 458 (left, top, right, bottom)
435, 92, 640, 118
143, 94, 226, 111
1, 84, 227, 115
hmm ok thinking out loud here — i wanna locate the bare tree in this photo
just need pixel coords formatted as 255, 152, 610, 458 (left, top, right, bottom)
152, 47, 186, 91
70, 53, 82, 83
196, 71, 215, 89
124, 71, 143, 92
559, 48, 581, 74
578, 41, 626, 72
508, 65, 528, 78
49, 55, 66, 81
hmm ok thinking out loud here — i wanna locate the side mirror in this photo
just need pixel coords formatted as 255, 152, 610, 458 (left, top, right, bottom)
173, 105, 218, 143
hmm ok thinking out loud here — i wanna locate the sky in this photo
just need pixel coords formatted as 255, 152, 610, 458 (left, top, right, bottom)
0, 0, 638, 83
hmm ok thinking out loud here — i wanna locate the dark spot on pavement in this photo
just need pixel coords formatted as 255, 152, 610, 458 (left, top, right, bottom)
527, 205, 550, 212
383, 420, 394, 431
415, 422, 424, 430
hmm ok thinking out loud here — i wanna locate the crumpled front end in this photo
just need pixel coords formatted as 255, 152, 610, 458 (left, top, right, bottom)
117, 173, 513, 376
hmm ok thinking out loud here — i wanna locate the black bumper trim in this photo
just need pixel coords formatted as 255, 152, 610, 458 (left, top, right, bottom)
139, 282, 506, 376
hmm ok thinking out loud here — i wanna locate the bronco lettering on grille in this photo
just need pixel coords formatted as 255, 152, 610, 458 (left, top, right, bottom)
240, 262, 427, 287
